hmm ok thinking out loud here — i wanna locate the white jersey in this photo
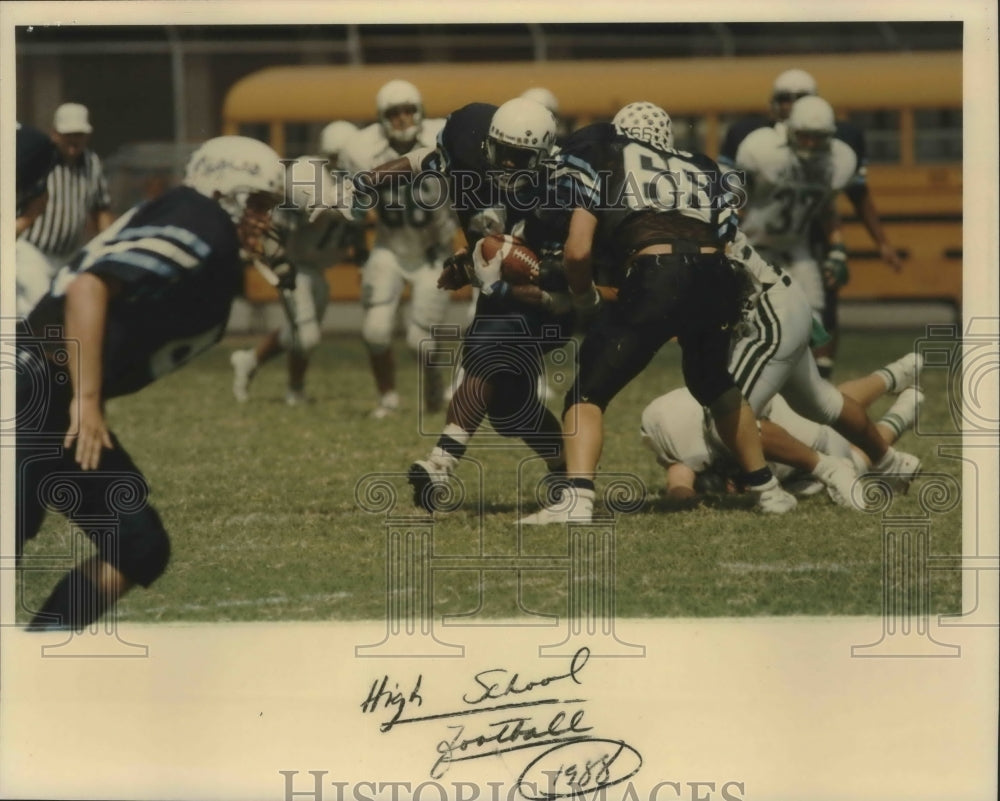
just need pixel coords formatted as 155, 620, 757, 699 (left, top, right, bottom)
735, 126, 858, 255
341, 120, 455, 267
15, 239, 55, 318
640, 388, 862, 488
276, 157, 357, 275
640, 388, 715, 472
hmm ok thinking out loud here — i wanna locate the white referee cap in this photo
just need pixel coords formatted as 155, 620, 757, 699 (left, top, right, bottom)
53, 102, 93, 134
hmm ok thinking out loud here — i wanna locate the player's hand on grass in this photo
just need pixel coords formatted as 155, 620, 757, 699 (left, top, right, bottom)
65, 396, 113, 471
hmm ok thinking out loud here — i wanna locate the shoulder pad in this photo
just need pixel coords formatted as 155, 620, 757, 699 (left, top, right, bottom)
829, 139, 859, 188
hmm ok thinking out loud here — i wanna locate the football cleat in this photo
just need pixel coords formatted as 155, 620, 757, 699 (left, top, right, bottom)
408, 459, 452, 513
539, 469, 570, 507
519, 487, 594, 526
750, 477, 797, 514
370, 391, 400, 419
230, 349, 258, 403
813, 454, 861, 510
870, 447, 922, 493
783, 476, 826, 497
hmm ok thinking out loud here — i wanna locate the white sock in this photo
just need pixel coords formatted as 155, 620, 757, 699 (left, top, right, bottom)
442, 423, 471, 448
879, 388, 923, 439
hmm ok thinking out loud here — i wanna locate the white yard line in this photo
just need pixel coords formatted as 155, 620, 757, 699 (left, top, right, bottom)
117, 591, 353, 619
720, 561, 862, 574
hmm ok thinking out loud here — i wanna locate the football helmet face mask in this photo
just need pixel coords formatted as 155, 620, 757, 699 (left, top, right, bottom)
786, 96, 836, 163
770, 69, 818, 119
319, 120, 358, 168
184, 135, 283, 254
612, 101, 674, 152
376, 80, 424, 146
483, 97, 557, 191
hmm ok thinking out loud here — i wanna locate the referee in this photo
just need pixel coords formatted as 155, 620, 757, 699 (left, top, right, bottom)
21, 102, 113, 274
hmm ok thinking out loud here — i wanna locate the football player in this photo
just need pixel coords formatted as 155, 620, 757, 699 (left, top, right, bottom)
520, 102, 798, 523
403, 97, 575, 512
735, 96, 856, 323
230, 124, 366, 405
724, 197, 922, 489
16, 136, 283, 631
340, 80, 458, 418
15, 122, 58, 317
720, 69, 902, 377
640, 354, 924, 507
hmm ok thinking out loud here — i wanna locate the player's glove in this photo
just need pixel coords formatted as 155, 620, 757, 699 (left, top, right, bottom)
539, 291, 573, 316
471, 236, 509, 296
809, 315, 833, 348
822, 243, 849, 288
272, 261, 297, 291
438, 250, 475, 290
310, 173, 375, 224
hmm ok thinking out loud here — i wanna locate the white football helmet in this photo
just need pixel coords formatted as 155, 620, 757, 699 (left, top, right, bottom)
376, 79, 423, 146
520, 87, 560, 115
319, 120, 358, 163
184, 135, 283, 251
786, 96, 836, 162
770, 69, 818, 118
612, 101, 674, 152
483, 97, 557, 191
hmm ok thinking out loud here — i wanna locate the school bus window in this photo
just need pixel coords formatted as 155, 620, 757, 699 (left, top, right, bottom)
284, 122, 328, 159
237, 122, 270, 145
845, 110, 901, 164
671, 115, 706, 154
914, 108, 962, 163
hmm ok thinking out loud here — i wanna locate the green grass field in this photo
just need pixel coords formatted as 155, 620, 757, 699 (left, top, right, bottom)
16, 325, 963, 622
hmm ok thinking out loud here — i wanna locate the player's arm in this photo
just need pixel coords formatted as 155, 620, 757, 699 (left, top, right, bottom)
759, 419, 820, 474
16, 192, 48, 235
63, 271, 122, 470
820, 201, 849, 289
94, 208, 115, 233
563, 206, 601, 314
91, 165, 115, 234
845, 183, 902, 272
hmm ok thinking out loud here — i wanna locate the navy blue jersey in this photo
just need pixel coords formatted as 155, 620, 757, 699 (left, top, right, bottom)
425, 102, 550, 247
554, 124, 739, 267
23, 186, 242, 398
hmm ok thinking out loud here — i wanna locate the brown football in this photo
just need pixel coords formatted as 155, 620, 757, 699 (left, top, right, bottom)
479, 234, 541, 285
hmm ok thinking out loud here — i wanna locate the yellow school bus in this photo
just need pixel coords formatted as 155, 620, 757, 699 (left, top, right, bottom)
222, 52, 962, 308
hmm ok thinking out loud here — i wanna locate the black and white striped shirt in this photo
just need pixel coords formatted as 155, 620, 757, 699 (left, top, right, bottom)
22, 149, 110, 259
